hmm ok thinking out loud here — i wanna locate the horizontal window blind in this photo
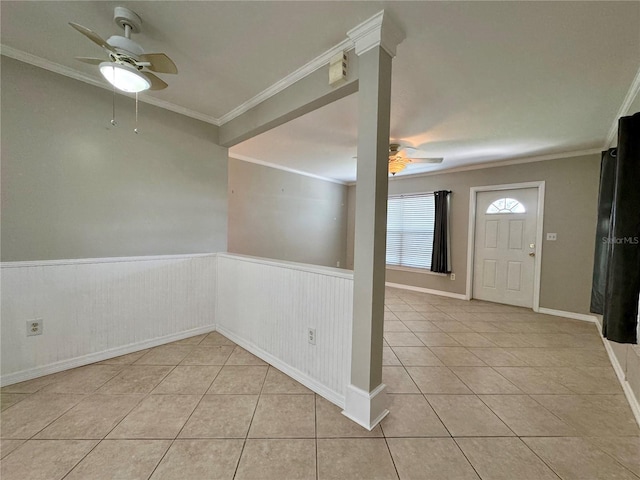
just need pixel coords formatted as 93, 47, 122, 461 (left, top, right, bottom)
386, 193, 435, 269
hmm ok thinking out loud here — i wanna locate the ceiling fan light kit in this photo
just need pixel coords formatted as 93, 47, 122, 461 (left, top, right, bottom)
99, 61, 150, 93
388, 159, 407, 175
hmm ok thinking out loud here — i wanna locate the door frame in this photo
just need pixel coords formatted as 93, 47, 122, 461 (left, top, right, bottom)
465, 181, 545, 311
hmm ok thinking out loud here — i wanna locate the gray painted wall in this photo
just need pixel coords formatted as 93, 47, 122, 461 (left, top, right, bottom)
1, 57, 228, 261
347, 153, 601, 314
346, 185, 357, 269
228, 158, 348, 268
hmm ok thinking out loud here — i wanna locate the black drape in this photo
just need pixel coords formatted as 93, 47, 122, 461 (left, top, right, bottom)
590, 149, 617, 314
601, 112, 640, 344
431, 190, 451, 274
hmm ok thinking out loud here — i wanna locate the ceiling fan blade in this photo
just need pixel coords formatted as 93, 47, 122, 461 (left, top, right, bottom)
69, 22, 116, 53
407, 157, 444, 164
400, 146, 423, 155
400, 146, 443, 162
74, 56, 104, 65
139, 53, 178, 74
144, 72, 168, 91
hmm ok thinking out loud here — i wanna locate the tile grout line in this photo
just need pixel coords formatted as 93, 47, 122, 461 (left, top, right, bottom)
381, 431, 401, 479
3, 359, 138, 475
231, 362, 270, 479
144, 334, 221, 479
386, 338, 459, 441
314, 393, 319, 480
57, 440, 102, 480
23, 363, 127, 440
579, 437, 640, 480
474, 392, 574, 438
56, 361, 173, 480
419, 391, 455, 440
73, 347, 194, 478
515, 437, 565, 480
449, 437, 485, 480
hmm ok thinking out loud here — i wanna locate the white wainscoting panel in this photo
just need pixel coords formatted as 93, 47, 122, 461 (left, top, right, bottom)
216, 253, 353, 406
1, 254, 217, 385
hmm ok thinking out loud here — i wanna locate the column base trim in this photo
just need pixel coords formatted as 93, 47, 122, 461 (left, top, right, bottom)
342, 382, 389, 431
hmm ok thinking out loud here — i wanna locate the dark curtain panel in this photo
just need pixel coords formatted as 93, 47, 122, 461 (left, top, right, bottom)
602, 112, 640, 344
590, 149, 617, 314
431, 190, 451, 274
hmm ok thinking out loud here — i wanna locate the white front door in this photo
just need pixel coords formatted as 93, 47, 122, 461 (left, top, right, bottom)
473, 188, 538, 308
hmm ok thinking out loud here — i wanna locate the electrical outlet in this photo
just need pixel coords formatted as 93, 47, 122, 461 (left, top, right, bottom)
450, 273, 456, 281
336, 261, 340, 268
308, 328, 316, 345
546, 233, 557, 241
27, 319, 43, 336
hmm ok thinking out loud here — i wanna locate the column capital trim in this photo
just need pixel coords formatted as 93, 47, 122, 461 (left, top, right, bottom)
347, 10, 405, 57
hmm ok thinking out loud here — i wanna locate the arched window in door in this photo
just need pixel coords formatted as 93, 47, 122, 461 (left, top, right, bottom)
486, 198, 526, 214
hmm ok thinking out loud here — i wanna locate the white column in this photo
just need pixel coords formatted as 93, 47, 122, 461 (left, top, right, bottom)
342, 11, 404, 430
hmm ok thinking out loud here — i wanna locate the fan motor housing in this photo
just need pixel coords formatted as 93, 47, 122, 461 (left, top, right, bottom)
107, 36, 144, 58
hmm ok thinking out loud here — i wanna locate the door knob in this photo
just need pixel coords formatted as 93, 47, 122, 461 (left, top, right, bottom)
529, 252, 535, 257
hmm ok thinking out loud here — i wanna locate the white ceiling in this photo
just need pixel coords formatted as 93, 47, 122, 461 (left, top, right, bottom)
2, 1, 639, 183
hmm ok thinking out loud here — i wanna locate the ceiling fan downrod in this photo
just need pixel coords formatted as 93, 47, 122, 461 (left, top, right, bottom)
114, 7, 142, 37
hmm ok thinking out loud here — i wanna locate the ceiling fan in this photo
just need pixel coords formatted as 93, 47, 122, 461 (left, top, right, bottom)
69, 7, 178, 93
387, 143, 443, 175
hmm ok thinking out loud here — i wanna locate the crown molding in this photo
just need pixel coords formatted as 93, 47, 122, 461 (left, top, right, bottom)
605, 62, 640, 148
230, 154, 348, 186
1, 10, 404, 130
386, 148, 602, 182
344, 148, 603, 186
1, 44, 106, 88
347, 10, 405, 57
249, 148, 603, 188
219, 9, 407, 125
218, 37, 354, 125
0, 44, 221, 126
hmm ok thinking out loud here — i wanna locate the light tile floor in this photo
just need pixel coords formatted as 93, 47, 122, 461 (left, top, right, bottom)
2, 287, 639, 479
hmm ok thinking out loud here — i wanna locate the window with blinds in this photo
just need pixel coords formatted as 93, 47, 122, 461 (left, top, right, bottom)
386, 193, 435, 269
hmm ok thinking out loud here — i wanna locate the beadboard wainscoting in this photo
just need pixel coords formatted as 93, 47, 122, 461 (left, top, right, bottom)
216, 253, 353, 407
0, 254, 217, 385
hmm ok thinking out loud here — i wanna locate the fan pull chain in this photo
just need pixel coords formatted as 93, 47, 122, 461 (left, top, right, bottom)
134, 92, 139, 134
110, 72, 117, 126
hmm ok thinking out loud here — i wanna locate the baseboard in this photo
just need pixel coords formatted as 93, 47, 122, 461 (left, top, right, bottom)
597, 330, 640, 427
215, 325, 345, 408
385, 282, 467, 300
536, 307, 598, 323
551, 311, 640, 427
0, 324, 216, 387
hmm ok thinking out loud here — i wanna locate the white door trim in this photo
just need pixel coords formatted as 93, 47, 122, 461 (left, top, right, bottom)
465, 181, 545, 311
